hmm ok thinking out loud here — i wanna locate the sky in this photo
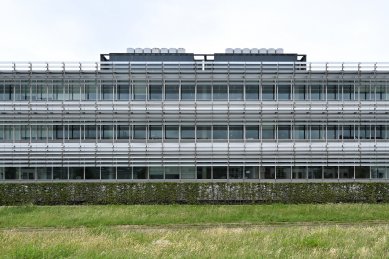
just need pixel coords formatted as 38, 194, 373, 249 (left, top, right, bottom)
1, 0, 388, 62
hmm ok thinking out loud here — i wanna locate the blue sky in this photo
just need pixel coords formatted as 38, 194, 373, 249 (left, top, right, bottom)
1, 0, 388, 62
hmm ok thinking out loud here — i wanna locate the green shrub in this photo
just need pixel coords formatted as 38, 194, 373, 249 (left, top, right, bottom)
0, 182, 388, 205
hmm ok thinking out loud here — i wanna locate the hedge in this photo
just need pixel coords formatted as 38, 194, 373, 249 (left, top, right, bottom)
0, 182, 389, 205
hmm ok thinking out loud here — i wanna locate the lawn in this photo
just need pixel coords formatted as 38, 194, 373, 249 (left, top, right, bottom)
1, 204, 389, 258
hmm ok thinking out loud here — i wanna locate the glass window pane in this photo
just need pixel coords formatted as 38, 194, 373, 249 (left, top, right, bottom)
133, 84, 146, 100
244, 166, 259, 179
311, 84, 323, 100
213, 85, 227, 100
327, 82, 338, 100
278, 84, 291, 100
53, 167, 68, 180
308, 166, 322, 179
262, 84, 275, 100
311, 126, 324, 140
260, 166, 275, 179
294, 125, 307, 139
69, 167, 84, 179
149, 84, 162, 100
118, 84, 130, 100
294, 85, 306, 100
102, 125, 113, 139
118, 126, 130, 139
181, 167, 196, 179
197, 126, 211, 139
245, 84, 259, 100
262, 125, 275, 139
149, 167, 163, 179
324, 166, 338, 179
165, 125, 179, 139
292, 166, 307, 179
213, 166, 227, 179
355, 166, 370, 179
327, 125, 337, 139
85, 84, 97, 100
133, 125, 146, 139
102, 84, 113, 100
165, 85, 179, 100
149, 126, 162, 139
117, 167, 131, 179
229, 166, 243, 179
197, 85, 212, 100
197, 166, 212, 179
101, 167, 116, 179
181, 85, 195, 100
229, 126, 243, 139
343, 84, 353, 100
181, 126, 195, 139
213, 126, 227, 139
278, 125, 291, 139
229, 85, 243, 100
133, 167, 147, 179
339, 166, 354, 179
85, 126, 96, 139
165, 167, 180, 179
276, 166, 291, 179
245, 126, 259, 139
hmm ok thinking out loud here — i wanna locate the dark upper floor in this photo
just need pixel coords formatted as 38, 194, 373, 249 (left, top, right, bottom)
100, 48, 306, 62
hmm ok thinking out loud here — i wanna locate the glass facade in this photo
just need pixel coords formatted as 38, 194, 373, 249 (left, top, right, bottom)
0, 52, 388, 182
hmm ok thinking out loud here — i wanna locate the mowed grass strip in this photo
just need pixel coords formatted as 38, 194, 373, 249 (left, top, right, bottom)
1, 225, 389, 258
1, 204, 389, 228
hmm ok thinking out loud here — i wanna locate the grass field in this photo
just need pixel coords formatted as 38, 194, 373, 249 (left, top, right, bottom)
1, 204, 389, 258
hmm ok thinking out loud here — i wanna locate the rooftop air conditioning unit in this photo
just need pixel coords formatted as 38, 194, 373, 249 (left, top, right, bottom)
242, 48, 251, 54
276, 48, 284, 54
259, 48, 267, 54
143, 48, 152, 54
135, 48, 143, 54
160, 48, 169, 54
225, 48, 234, 54
250, 48, 259, 54
168, 48, 177, 53
177, 48, 185, 53
233, 48, 242, 54
127, 48, 135, 53
152, 48, 160, 53
267, 48, 276, 54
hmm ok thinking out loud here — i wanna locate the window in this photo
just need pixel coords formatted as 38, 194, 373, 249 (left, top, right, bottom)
359, 83, 371, 100
229, 85, 244, 100
85, 84, 97, 100
342, 84, 353, 100
149, 167, 163, 179
276, 167, 291, 179
197, 126, 211, 139
181, 167, 196, 179
133, 84, 146, 100
181, 126, 195, 139
181, 85, 195, 100
133, 167, 147, 179
149, 84, 162, 100
213, 126, 227, 139
229, 126, 243, 139
84, 126, 96, 139
327, 82, 338, 100
245, 84, 259, 100
311, 84, 323, 100
342, 125, 354, 140
197, 85, 212, 100
324, 166, 338, 179
165, 125, 179, 139
213, 166, 227, 179
165, 85, 179, 100
308, 167, 322, 179
117, 167, 131, 179
244, 166, 259, 179
149, 126, 162, 139
102, 125, 113, 139
311, 126, 324, 140
213, 85, 227, 100
294, 125, 307, 139
278, 125, 291, 139
165, 167, 180, 179
245, 126, 259, 139
117, 126, 130, 139
229, 166, 243, 179
292, 167, 306, 179
85, 167, 100, 179
117, 84, 130, 100
327, 125, 338, 139
278, 84, 291, 100
102, 84, 113, 100
133, 125, 146, 139
294, 85, 306, 100
197, 166, 212, 179
262, 84, 275, 100
262, 125, 275, 139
